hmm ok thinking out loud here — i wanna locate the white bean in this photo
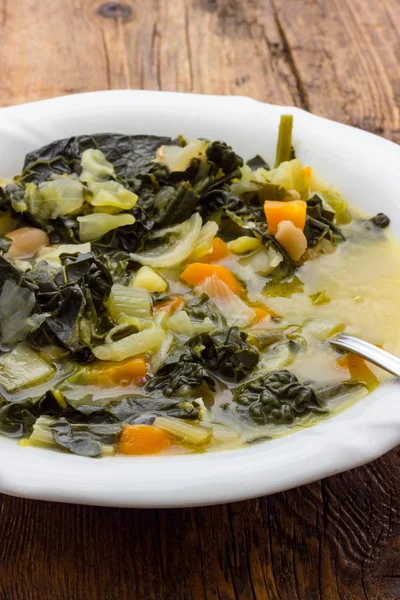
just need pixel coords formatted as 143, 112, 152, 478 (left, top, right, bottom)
6, 227, 50, 258
285, 189, 301, 200
275, 220, 307, 261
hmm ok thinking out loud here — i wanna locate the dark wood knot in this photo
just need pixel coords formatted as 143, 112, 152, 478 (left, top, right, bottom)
97, 2, 134, 21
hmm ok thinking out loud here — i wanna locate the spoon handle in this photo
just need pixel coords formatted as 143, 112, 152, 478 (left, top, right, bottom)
331, 335, 400, 378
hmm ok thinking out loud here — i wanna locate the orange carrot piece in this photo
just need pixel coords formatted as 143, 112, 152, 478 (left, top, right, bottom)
119, 424, 170, 455
180, 263, 241, 295
202, 237, 229, 262
264, 200, 307, 234
303, 166, 312, 187
336, 354, 379, 388
90, 356, 147, 387
153, 295, 185, 316
252, 307, 272, 323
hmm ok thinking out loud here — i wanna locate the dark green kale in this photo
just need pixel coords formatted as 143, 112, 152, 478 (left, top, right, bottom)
0, 390, 203, 457
205, 140, 244, 173
187, 329, 259, 382
246, 155, 270, 170
233, 370, 365, 426
184, 293, 227, 329
48, 419, 122, 458
0, 254, 39, 293
366, 213, 390, 229
0, 251, 112, 359
21, 133, 174, 184
0, 398, 38, 437
233, 370, 326, 425
132, 140, 244, 228
106, 395, 202, 422
142, 181, 200, 228
198, 188, 265, 229
304, 194, 345, 248
147, 327, 260, 396
146, 347, 216, 396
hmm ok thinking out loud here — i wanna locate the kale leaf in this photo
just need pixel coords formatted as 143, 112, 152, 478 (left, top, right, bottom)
48, 419, 122, 458
304, 194, 345, 248
147, 327, 260, 396
0, 398, 38, 437
187, 329, 259, 381
0, 390, 204, 457
106, 395, 202, 422
246, 155, 270, 170
232, 370, 365, 426
233, 370, 327, 425
184, 293, 227, 329
1, 251, 112, 359
146, 347, 216, 396
22, 133, 173, 184
366, 213, 390, 229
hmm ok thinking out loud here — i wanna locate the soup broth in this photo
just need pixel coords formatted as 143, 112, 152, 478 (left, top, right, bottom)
0, 117, 397, 458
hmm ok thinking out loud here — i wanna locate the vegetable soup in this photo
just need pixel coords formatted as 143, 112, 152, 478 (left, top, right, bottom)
0, 117, 396, 457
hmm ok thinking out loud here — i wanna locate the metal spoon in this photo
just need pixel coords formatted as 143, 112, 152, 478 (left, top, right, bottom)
331, 334, 400, 378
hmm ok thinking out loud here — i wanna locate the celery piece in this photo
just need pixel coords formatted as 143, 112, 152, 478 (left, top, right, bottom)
28, 416, 57, 448
0, 344, 54, 392
154, 416, 212, 446
275, 115, 294, 168
93, 326, 166, 361
107, 284, 152, 322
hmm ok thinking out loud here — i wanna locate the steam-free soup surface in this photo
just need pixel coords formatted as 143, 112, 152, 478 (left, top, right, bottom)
0, 119, 396, 457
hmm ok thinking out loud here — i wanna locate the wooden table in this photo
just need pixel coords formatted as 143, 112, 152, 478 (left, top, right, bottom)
1, 1, 399, 598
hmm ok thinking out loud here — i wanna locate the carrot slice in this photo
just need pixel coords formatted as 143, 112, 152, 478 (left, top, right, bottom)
202, 237, 229, 262
264, 200, 307, 234
153, 295, 185, 315
252, 307, 272, 323
180, 263, 241, 295
89, 356, 147, 387
119, 424, 171, 455
336, 354, 379, 388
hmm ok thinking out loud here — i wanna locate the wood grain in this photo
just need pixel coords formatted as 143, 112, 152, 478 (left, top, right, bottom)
0, 1, 400, 598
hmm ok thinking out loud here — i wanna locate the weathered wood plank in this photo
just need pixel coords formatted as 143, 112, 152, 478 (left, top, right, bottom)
1, 449, 399, 599
272, 0, 400, 140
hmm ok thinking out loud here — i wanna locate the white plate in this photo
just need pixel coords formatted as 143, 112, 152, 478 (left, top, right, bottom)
0, 90, 399, 508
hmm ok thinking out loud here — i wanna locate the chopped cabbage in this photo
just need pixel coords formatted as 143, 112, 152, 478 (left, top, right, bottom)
166, 311, 215, 337
239, 247, 283, 275
78, 213, 135, 242
80, 148, 115, 183
0, 343, 54, 392
93, 326, 166, 361
25, 177, 84, 221
154, 416, 212, 445
88, 181, 138, 213
267, 158, 304, 192
36, 243, 91, 265
188, 221, 219, 261
156, 139, 209, 172
130, 213, 202, 267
